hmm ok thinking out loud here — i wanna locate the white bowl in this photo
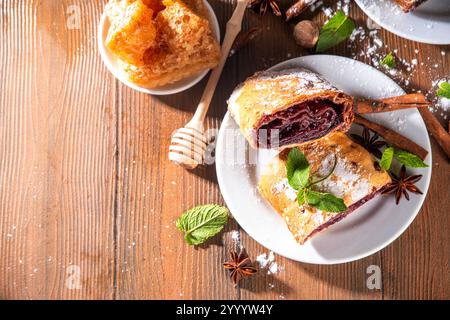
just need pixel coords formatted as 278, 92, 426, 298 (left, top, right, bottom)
355, 0, 450, 45
98, 0, 220, 95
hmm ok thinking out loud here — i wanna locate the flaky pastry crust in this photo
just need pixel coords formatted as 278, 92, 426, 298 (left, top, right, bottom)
258, 132, 391, 244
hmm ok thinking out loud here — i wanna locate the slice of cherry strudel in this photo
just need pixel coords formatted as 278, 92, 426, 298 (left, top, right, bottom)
227, 68, 354, 149
258, 132, 391, 245
394, 0, 428, 12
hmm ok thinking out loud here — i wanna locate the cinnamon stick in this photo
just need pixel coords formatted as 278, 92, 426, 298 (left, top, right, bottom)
354, 115, 428, 160
418, 108, 450, 159
286, 0, 318, 21
355, 93, 430, 114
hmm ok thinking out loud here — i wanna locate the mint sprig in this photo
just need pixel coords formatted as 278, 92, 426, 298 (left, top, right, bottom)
380, 147, 428, 171
286, 149, 347, 213
437, 81, 450, 99
305, 190, 347, 212
316, 10, 356, 53
380, 147, 394, 170
393, 149, 428, 168
380, 52, 395, 68
287, 147, 310, 189
176, 204, 229, 245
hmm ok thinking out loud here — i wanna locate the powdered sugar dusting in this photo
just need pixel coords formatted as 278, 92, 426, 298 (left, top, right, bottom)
429, 78, 450, 120
256, 251, 282, 275
272, 178, 298, 201
314, 151, 370, 203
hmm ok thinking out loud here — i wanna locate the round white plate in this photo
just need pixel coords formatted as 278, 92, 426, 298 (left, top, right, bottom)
355, 0, 450, 44
98, 0, 220, 95
216, 55, 432, 264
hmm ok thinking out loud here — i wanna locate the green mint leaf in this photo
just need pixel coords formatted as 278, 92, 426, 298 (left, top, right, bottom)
286, 148, 310, 190
297, 189, 306, 206
316, 10, 356, 53
437, 81, 450, 99
305, 189, 321, 205
306, 190, 347, 213
380, 52, 395, 68
393, 149, 428, 168
291, 169, 310, 190
176, 204, 229, 245
380, 147, 394, 170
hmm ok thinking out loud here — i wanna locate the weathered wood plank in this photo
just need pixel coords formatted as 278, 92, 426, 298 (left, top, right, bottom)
0, 0, 116, 299
0, 0, 448, 300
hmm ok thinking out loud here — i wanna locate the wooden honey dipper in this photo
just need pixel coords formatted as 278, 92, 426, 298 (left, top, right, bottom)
169, 0, 249, 169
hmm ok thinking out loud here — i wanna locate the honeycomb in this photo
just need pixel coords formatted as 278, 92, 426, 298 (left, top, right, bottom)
105, 0, 220, 88
105, 0, 157, 66
142, 0, 166, 15
125, 0, 220, 87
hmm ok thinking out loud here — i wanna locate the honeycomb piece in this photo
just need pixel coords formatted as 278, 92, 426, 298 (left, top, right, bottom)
105, 0, 156, 66
105, 0, 134, 21
142, 0, 165, 15
105, 0, 164, 20
125, 0, 220, 88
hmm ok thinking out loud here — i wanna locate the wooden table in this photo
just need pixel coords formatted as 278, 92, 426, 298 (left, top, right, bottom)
0, 0, 449, 300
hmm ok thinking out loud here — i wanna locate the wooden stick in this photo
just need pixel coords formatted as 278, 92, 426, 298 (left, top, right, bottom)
355, 93, 430, 114
189, 0, 248, 126
354, 114, 429, 160
286, 0, 318, 21
418, 108, 450, 159
169, 0, 249, 169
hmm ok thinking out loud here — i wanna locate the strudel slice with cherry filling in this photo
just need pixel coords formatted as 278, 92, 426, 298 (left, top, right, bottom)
394, 0, 428, 12
258, 132, 391, 244
227, 68, 354, 149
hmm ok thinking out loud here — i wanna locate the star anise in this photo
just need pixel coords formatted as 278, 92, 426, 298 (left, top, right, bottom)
382, 165, 423, 205
350, 127, 387, 159
250, 0, 282, 16
223, 249, 257, 284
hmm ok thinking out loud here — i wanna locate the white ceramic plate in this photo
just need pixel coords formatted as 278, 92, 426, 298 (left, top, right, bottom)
98, 0, 220, 95
216, 55, 432, 264
355, 0, 450, 44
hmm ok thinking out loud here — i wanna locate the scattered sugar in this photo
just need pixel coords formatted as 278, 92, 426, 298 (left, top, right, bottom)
440, 98, 450, 111
309, 0, 323, 12
312, 211, 324, 225
229, 230, 242, 250
256, 251, 281, 275
230, 230, 240, 242
315, 153, 370, 203
322, 7, 333, 18
333, 0, 351, 15
428, 78, 450, 120
273, 178, 298, 201
256, 252, 272, 268
284, 187, 297, 201
268, 262, 278, 274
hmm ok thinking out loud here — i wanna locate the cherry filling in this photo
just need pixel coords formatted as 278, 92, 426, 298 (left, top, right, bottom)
257, 100, 341, 147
